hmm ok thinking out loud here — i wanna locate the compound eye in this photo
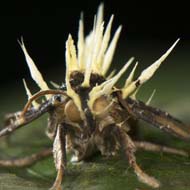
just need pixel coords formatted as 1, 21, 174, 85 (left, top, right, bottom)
52, 95, 66, 105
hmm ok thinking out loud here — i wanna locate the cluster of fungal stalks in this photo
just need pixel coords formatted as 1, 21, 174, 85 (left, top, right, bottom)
0, 4, 189, 190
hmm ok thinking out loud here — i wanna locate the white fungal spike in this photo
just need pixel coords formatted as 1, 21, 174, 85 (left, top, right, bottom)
124, 62, 138, 87
66, 4, 121, 90
122, 39, 180, 99
22, 79, 39, 108
96, 3, 104, 29
97, 15, 114, 72
66, 34, 78, 73
130, 87, 140, 100
146, 89, 156, 105
106, 69, 116, 79
82, 5, 105, 83
18, 38, 50, 99
88, 57, 134, 112
65, 35, 83, 114
81, 5, 105, 86
102, 26, 122, 76
91, 22, 104, 73
81, 16, 97, 87
50, 81, 60, 89
65, 4, 179, 117
77, 13, 85, 70
139, 38, 180, 84
102, 57, 134, 93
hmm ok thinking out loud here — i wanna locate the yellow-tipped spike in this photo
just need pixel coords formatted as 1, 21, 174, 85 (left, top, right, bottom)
102, 26, 122, 76
18, 38, 50, 99
66, 34, 78, 72
65, 35, 83, 115
23, 79, 39, 108
122, 39, 180, 99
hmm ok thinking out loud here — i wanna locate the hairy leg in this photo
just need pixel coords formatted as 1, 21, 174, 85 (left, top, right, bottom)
50, 124, 66, 190
118, 93, 190, 140
118, 129, 160, 188
134, 141, 188, 157
0, 148, 52, 167
0, 101, 53, 138
46, 111, 58, 140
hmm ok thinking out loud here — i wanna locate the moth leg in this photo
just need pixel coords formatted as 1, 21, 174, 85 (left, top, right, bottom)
0, 148, 52, 167
50, 124, 66, 190
134, 141, 188, 157
46, 111, 58, 141
0, 100, 53, 138
118, 129, 160, 188
118, 93, 190, 140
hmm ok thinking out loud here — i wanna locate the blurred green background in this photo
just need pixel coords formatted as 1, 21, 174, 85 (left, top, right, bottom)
0, 1, 190, 190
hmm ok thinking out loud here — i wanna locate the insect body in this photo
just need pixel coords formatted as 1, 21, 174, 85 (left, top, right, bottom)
0, 4, 190, 190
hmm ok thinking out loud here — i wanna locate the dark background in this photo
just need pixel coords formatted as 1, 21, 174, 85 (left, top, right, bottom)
0, 0, 189, 86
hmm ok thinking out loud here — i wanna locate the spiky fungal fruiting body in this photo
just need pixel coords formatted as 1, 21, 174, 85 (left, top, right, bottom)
0, 4, 189, 190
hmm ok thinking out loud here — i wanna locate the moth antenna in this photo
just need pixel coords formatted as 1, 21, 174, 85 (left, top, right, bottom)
122, 39, 180, 99
18, 37, 50, 99
22, 78, 39, 108
21, 90, 67, 115
102, 25, 122, 76
146, 89, 156, 105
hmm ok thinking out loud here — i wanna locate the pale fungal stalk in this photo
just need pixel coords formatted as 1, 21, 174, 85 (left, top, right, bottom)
18, 38, 50, 99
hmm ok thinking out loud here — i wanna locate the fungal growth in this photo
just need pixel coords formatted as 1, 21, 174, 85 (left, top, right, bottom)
0, 4, 189, 190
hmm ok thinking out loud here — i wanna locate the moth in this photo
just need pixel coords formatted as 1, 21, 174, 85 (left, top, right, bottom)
0, 4, 190, 190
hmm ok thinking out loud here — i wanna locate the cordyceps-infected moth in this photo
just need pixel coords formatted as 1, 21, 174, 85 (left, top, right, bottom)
0, 4, 190, 190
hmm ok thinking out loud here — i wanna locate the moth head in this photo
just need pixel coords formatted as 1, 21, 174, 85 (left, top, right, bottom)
69, 71, 105, 91
51, 94, 68, 107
